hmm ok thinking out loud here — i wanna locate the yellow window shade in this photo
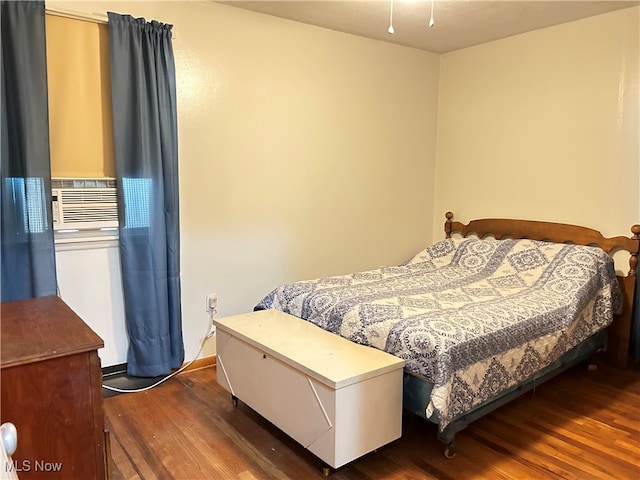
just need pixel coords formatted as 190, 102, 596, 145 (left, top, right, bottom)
46, 14, 114, 178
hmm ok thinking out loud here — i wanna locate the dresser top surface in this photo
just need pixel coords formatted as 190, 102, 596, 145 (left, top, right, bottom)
214, 309, 405, 388
1, 296, 104, 368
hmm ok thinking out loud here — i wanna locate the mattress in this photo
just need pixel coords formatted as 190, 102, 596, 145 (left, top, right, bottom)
255, 238, 621, 430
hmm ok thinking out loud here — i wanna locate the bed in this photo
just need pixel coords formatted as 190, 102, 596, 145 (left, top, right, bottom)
254, 212, 639, 457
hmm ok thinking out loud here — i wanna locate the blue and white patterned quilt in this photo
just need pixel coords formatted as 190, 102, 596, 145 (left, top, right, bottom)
255, 238, 621, 430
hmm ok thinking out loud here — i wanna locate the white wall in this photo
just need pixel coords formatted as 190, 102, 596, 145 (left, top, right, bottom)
48, 1, 440, 365
433, 7, 640, 251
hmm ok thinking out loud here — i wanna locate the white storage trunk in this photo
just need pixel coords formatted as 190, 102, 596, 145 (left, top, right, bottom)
214, 309, 405, 469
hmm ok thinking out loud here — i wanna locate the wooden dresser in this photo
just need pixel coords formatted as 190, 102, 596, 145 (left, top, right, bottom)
1, 296, 109, 479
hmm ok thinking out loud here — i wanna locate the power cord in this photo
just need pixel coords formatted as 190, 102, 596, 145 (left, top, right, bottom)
102, 307, 217, 394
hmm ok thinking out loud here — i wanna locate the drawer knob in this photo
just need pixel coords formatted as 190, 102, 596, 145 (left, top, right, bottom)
1, 422, 17, 456
263, 354, 267, 359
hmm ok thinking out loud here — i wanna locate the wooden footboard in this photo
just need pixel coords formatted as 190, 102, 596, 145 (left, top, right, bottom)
444, 211, 639, 368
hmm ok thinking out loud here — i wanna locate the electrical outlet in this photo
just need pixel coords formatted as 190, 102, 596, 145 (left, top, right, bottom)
206, 293, 217, 313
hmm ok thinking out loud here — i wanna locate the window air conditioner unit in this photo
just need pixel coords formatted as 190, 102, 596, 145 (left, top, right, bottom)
52, 178, 118, 231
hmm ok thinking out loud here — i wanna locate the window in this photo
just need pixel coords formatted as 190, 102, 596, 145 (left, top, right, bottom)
46, 14, 114, 178
4, 177, 49, 234
45, 13, 116, 243
122, 178, 152, 228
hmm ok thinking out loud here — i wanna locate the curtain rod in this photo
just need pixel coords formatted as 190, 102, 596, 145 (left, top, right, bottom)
44, 7, 177, 38
45, 7, 108, 25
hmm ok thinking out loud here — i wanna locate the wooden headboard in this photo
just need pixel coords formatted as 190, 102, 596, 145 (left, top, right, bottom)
443, 211, 639, 368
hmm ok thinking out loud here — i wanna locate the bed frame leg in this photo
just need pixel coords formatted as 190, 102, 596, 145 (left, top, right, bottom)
231, 394, 238, 407
322, 465, 332, 476
444, 442, 456, 459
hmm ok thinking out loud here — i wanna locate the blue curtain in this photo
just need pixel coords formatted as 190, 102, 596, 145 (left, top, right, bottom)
1, 0, 57, 302
108, 12, 184, 377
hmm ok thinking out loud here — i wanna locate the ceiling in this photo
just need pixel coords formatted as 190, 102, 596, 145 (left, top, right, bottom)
218, 0, 639, 53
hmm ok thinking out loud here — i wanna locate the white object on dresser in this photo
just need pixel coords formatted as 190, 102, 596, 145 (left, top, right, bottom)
214, 309, 405, 470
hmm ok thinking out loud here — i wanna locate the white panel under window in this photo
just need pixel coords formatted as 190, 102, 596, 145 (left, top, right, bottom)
55, 244, 128, 367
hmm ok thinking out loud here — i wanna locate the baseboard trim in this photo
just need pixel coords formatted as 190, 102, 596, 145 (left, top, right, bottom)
102, 356, 216, 379
102, 363, 127, 378
180, 355, 216, 374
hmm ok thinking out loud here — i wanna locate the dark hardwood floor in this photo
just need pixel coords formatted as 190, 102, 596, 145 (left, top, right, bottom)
104, 363, 640, 480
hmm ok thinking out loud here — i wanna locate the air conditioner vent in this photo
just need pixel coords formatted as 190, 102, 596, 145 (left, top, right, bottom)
51, 178, 116, 189
60, 207, 119, 223
60, 189, 117, 204
52, 178, 118, 231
